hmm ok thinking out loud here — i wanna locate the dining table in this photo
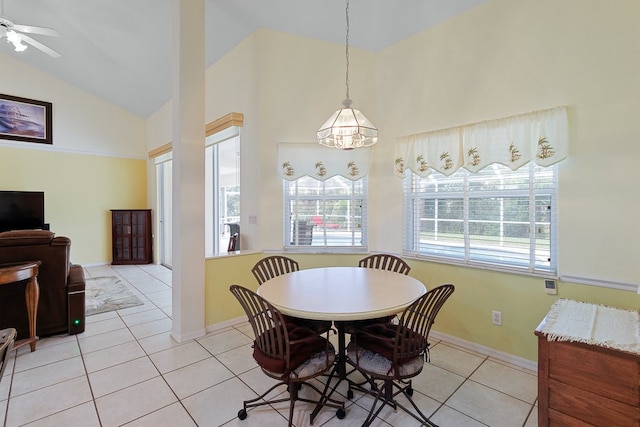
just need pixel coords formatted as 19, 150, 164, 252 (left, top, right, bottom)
257, 266, 427, 380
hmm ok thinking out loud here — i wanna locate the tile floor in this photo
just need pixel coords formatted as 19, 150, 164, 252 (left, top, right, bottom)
1, 264, 539, 427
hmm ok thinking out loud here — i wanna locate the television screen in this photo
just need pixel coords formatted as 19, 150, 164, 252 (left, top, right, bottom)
0, 191, 45, 232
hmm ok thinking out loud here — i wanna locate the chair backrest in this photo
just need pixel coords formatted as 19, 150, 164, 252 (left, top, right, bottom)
0, 328, 17, 381
359, 254, 411, 275
395, 284, 455, 361
252, 255, 299, 285
229, 285, 288, 368
227, 233, 238, 252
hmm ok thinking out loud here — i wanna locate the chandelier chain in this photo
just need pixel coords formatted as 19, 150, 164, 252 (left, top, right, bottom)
345, 0, 350, 101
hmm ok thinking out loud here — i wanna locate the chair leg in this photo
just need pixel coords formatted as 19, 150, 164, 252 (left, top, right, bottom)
288, 384, 297, 427
308, 364, 346, 424
391, 380, 439, 427
354, 378, 439, 427
239, 381, 292, 420
361, 381, 392, 427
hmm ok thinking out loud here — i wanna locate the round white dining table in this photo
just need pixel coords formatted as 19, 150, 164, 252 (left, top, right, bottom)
257, 266, 427, 381
257, 266, 427, 322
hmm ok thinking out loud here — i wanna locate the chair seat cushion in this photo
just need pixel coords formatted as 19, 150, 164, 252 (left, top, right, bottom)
287, 343, 336, 379
347, 341, 424, 378
338, 316, 394, 333
351, 323, 425, 363
283, 315, 332, 335
253, 326, 329, 374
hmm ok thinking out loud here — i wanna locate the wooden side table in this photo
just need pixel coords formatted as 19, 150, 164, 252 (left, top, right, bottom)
0, 261, 41, 352
535, 299, 640, 425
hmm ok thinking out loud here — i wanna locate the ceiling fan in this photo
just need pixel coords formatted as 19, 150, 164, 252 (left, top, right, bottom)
0, 0, 61, 57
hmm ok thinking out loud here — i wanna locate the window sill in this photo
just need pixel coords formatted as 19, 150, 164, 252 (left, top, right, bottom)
403, 252, 557, 280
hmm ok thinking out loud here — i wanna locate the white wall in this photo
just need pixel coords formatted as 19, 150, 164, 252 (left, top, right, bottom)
146, 29, 377, 252
0, 52, 146, 158
146, 0, 640, 286
377, 0, 640, 285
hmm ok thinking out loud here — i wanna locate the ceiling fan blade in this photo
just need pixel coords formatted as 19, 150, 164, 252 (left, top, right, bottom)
13, 24, 60, 37
19, 33, 61, 57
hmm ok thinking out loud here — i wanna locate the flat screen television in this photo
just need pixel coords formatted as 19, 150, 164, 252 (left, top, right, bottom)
0, 191, 46, 232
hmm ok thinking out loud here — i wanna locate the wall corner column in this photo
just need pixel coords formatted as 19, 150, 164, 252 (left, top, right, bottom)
170, 0, 206, 342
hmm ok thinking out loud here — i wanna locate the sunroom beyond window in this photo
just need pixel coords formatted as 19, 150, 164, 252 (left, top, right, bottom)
284, 176, 367, 251
396, 107, 568, 275
279, 142, 370, 252
403, 163, 557, 275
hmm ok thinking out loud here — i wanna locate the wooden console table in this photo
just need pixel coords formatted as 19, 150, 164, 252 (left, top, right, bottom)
535, 299, 640, 426
0, 261, 41, 352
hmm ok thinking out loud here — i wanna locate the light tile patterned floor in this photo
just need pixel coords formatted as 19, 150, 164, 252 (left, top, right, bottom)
0, 264, 539, 426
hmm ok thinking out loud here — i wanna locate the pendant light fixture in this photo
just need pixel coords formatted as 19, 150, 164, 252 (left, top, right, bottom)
317, 0, 378, 150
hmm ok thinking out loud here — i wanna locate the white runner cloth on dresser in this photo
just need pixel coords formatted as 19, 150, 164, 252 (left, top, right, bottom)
538, 298, 640, 355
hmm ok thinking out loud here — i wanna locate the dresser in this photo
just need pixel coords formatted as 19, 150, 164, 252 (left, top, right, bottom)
111, 209, 152, 265
535, 299, 640, 426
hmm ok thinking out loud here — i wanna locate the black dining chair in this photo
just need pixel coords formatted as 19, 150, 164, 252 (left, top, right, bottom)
229, 285, 345, 426
251, 256, 333, 335
346, 284, 455, 427
0, 328, 17, 383
227, 233, 238, 252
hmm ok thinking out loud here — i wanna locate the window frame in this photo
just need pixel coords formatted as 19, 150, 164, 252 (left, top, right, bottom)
283, 175, 368, 253
402, 162, 558, 276
204, 127, 240, 257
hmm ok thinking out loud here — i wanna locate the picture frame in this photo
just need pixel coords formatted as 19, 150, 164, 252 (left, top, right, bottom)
0, 94, 52, 145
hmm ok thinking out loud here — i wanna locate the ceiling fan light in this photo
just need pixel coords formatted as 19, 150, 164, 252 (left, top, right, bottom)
6, 29, 27, 52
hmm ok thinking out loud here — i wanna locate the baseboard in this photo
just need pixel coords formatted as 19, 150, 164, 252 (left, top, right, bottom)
170, 327, 207, 343
206, 316, 247, 334
205, 316, 538, 372
430, 330, 538, 372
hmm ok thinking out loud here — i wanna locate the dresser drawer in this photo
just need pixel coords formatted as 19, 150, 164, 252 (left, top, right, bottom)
548, 340, 640, 406
549, 379, 640, 425
549, 408, 594, 427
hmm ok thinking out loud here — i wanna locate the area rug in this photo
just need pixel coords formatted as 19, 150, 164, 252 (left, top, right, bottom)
85, 276, 144, 316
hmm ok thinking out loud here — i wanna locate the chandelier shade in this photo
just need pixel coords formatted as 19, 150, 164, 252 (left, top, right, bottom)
317, 98, 378, 149
317, 0, 377, 150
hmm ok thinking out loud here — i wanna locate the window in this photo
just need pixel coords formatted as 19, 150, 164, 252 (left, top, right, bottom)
205, 127, 240, 256
284, 175, 367, 251
155, 153, 173, 268
152, 113, 243, 261
403, 162, 557, 275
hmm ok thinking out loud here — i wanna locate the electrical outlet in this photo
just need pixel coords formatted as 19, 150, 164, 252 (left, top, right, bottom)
492, 310, 502, 326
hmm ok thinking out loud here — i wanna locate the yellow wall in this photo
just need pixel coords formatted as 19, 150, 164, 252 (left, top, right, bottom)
0, 146, 147, 264
205, 253, 364, 326
206, 253, 640, 362
205, 253, 263, 325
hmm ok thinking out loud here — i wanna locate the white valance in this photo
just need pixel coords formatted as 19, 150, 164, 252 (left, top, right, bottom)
278, 143, 371, 181
394, 106, 570, 177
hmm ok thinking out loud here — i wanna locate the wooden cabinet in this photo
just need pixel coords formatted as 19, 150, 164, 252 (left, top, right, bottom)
536, 301, 640, 426
111, 209, 152, 265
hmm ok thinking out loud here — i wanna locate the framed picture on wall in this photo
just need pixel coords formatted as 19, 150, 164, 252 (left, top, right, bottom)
0, 94, 52, 145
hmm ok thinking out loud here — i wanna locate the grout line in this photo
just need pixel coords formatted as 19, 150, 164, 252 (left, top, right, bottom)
5, 264, 540, 426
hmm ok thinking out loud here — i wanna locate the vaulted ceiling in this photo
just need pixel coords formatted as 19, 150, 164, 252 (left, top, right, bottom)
1, 0, 488, 118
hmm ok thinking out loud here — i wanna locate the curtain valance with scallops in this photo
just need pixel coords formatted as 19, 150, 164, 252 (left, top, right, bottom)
394, 106, 569, 178
278, 143, 371, 181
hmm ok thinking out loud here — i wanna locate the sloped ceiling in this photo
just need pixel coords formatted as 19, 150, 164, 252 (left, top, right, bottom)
0, 0, 488, 118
